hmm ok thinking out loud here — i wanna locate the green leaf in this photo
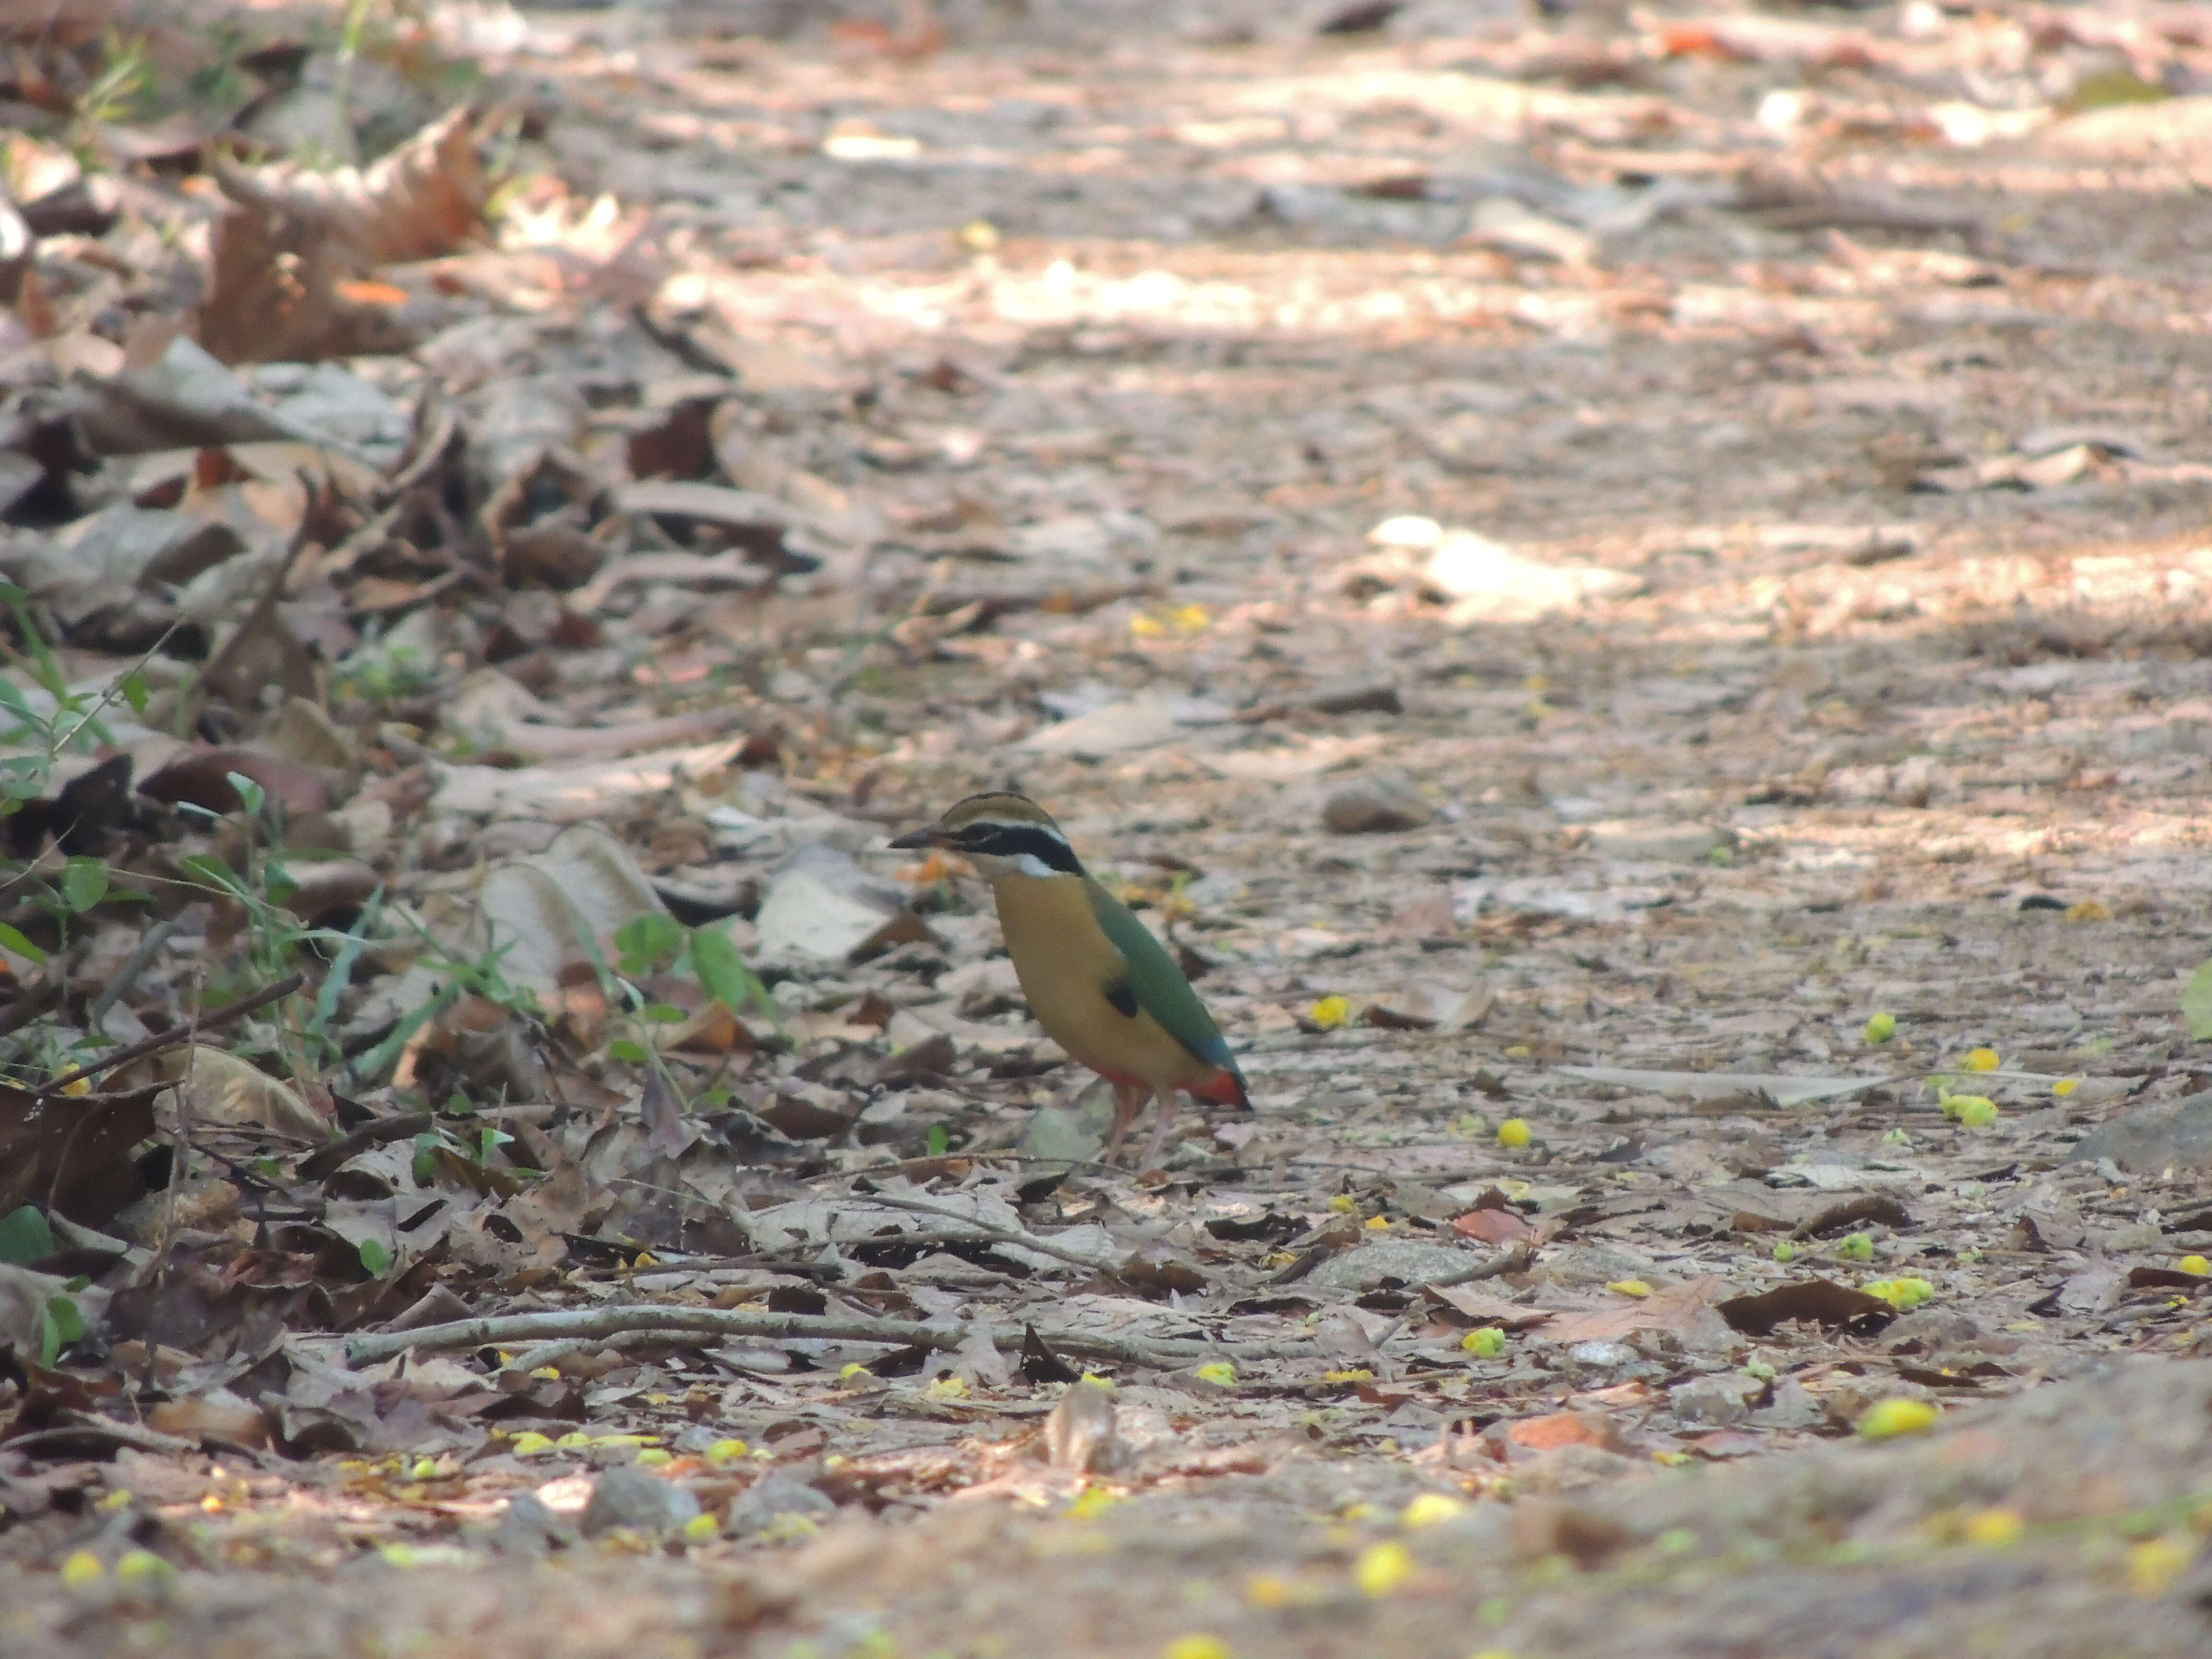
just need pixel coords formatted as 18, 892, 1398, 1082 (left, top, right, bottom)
120, 671, 148, 715
0, 922, 48, 964
0, 1204, 56, 1265
358, 1238, 391, 1276
177, 852, 250, 900
478, 1127, 513, 1162
411, 1131, 442, 1187
60, 857, 108, 914
691, 924, 774, 1022
2185, 960, 2212, 1041
608, 1037, 650, 1064
925, 1123, 949, 1158
641, 1002, 686, 1025
225, 770, 265, 817
40, 1292, 84, 1365
614, 911, 685, 977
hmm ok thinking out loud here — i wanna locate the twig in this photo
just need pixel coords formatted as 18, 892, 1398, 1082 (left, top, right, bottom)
1421, 1242, 1531, 1290
343, 1303, 1312, 1371
848, 1190, 1116, 1273
36, 973, 303, 1097
85, 915, 180, 1030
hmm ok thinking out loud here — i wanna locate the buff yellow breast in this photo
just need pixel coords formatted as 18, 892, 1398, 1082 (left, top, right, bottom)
991, 872, 1222, 1093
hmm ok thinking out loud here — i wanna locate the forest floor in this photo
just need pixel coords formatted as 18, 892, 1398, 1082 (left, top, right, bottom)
8, 1, 2212, 1655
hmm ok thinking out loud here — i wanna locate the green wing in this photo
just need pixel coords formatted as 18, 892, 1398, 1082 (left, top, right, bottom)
1083, 878, 1237, 1074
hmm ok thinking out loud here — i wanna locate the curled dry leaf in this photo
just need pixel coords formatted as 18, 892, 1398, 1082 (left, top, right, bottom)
161, 1045, 327, 1139
200, 106, 502, 364
213, 105, 498, 267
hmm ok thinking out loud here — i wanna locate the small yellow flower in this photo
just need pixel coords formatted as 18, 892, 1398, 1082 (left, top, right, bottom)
1162, 1637, 1231, 1659
1308, 995, 1352, 1030
925, 1375, 969, 1400
1401, 1493, 1465, 1529
705, 1439, 749, 1465
1194, 1361, 1237, 1387
1068, 1484, 1124, 1520
1363, 1214, 1391, 1231
682, 1512, 721, 1542
555, 1431, 590, 1448
1503, 1045, 1530, 1059
410, 1456, 438, 1480
2182, 1256, 2211, 1278
1857, 1398, 1939, 1439
840, 1363, 873, 1380
60, 1551, 103, 1589
1322, 1369, 1374, 1383
1961, 1047, 2000, 1072
1354, 1540, 1415, 1597
1862, 1277, 1936, 1311
2130, 1534, 2195, 1596
1863, 1011, 1897, 1044
1606, 1279, 1652, 1298
1328, 1194, 1357, 1213
2053, 1077, 2079, 1097
1772, 1240, 1797, 1263
58, 1076, 90, 1096
635, 1447, 673, 1467
1496, 1118, 1531, 1149
1957, 1098, 1998, 1130
1963, 1508, 2024, 1547
1462, 1328, 1506, 1358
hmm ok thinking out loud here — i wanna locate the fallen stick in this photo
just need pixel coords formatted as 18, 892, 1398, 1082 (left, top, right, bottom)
36, 973, 305, 1097
343, 1303, 1310, 1371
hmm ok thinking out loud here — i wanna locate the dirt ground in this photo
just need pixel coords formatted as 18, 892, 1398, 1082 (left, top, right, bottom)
9, 1, 2212, 1655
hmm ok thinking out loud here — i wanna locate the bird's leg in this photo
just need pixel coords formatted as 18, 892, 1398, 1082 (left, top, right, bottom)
1133, 1091, 1178, 1173
1103, 1080, 1150, 1161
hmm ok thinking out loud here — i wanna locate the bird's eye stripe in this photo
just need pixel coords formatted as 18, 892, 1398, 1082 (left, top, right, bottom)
961, 823, 1081, 873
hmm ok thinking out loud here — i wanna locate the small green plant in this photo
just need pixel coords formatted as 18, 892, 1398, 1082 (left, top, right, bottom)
612, 912, 776, 1025
332, 643, 438, 708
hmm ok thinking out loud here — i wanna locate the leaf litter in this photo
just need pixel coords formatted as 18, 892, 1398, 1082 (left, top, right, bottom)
6, 0, 2212, 1655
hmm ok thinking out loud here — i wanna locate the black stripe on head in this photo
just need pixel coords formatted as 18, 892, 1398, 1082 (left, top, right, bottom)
959, 822, 1082, 874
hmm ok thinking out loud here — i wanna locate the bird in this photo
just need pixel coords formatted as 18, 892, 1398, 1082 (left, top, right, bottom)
889, 791, 1248, 1168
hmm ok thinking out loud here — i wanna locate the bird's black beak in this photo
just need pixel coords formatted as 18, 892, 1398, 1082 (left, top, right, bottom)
887, 826, 944, 851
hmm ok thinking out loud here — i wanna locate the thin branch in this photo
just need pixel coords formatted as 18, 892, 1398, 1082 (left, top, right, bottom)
342, 1303, 1312, 1371
1422, 1241, 1531, 1289
847, 1190, 1117, 1273
36, 973, 304, 1096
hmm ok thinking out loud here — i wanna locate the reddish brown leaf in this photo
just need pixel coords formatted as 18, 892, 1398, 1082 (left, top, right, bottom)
1452, 1206, 1534, 1244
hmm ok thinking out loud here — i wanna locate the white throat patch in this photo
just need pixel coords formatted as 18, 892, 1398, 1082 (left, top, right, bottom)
970, 849, 1069, 880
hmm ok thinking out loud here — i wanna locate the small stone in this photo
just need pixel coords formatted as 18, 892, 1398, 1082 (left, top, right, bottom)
1671, 1375, 1757, 1426
1322, 776, 1433, 835
1307, 678, 1403, 717
2068, 1091, 2212, 1174
579, 1466, 701, 1537
1045, 1379, 1125, 1473
1307, 1239, 1470, 1292
488, 1491, 576, 1554
1568, 1341, 1635, 1370
725, 1472, 836, 1536
1585, 820, 1731, 863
